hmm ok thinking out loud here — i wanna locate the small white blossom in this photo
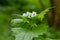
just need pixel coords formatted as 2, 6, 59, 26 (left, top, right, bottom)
32, 11, 37, 17
22, 11, 37, 18
27, 12, 32, 18
26, 12, 31, 15
22, 13, 27, 17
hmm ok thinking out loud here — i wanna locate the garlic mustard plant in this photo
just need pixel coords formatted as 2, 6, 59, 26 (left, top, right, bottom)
11, 8, 50, 40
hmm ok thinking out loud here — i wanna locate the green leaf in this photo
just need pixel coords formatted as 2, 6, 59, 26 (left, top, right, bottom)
37, 8, 50, 21
11, 24, 48, 40
11, 19, 25, 27
33, 38, 53, 40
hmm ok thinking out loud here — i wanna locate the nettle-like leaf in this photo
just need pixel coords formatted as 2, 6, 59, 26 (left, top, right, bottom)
33, 38, 53, 40
11, 18, 31, 29
11, 17, 38, 28
33, 32, 54, 40
11, 24, 48, 40
37, 8, 50, 21
11, 19, 24, 27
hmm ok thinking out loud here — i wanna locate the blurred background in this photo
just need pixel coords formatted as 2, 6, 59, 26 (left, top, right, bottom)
0, 0, 60, 40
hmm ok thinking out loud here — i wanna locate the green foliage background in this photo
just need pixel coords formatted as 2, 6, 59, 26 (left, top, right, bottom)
0, 0, 50, 40
0, 0, 60, 40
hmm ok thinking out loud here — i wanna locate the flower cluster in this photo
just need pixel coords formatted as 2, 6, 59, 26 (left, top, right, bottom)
22, 11, 37, 18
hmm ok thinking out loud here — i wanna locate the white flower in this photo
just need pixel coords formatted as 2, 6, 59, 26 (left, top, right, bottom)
32, 11, 37, 17
26, 12, 32, 18
26, 12, 30, 15
22, 13, 27, 17
22, 11, 37, 18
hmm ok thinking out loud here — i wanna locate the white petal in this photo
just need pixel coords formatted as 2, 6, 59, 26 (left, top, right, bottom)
26, 12, 31, 16
26, 12, 32, 18
32, 11, 37, 17
22, 13, 27, 17
32, 11, 36, 14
